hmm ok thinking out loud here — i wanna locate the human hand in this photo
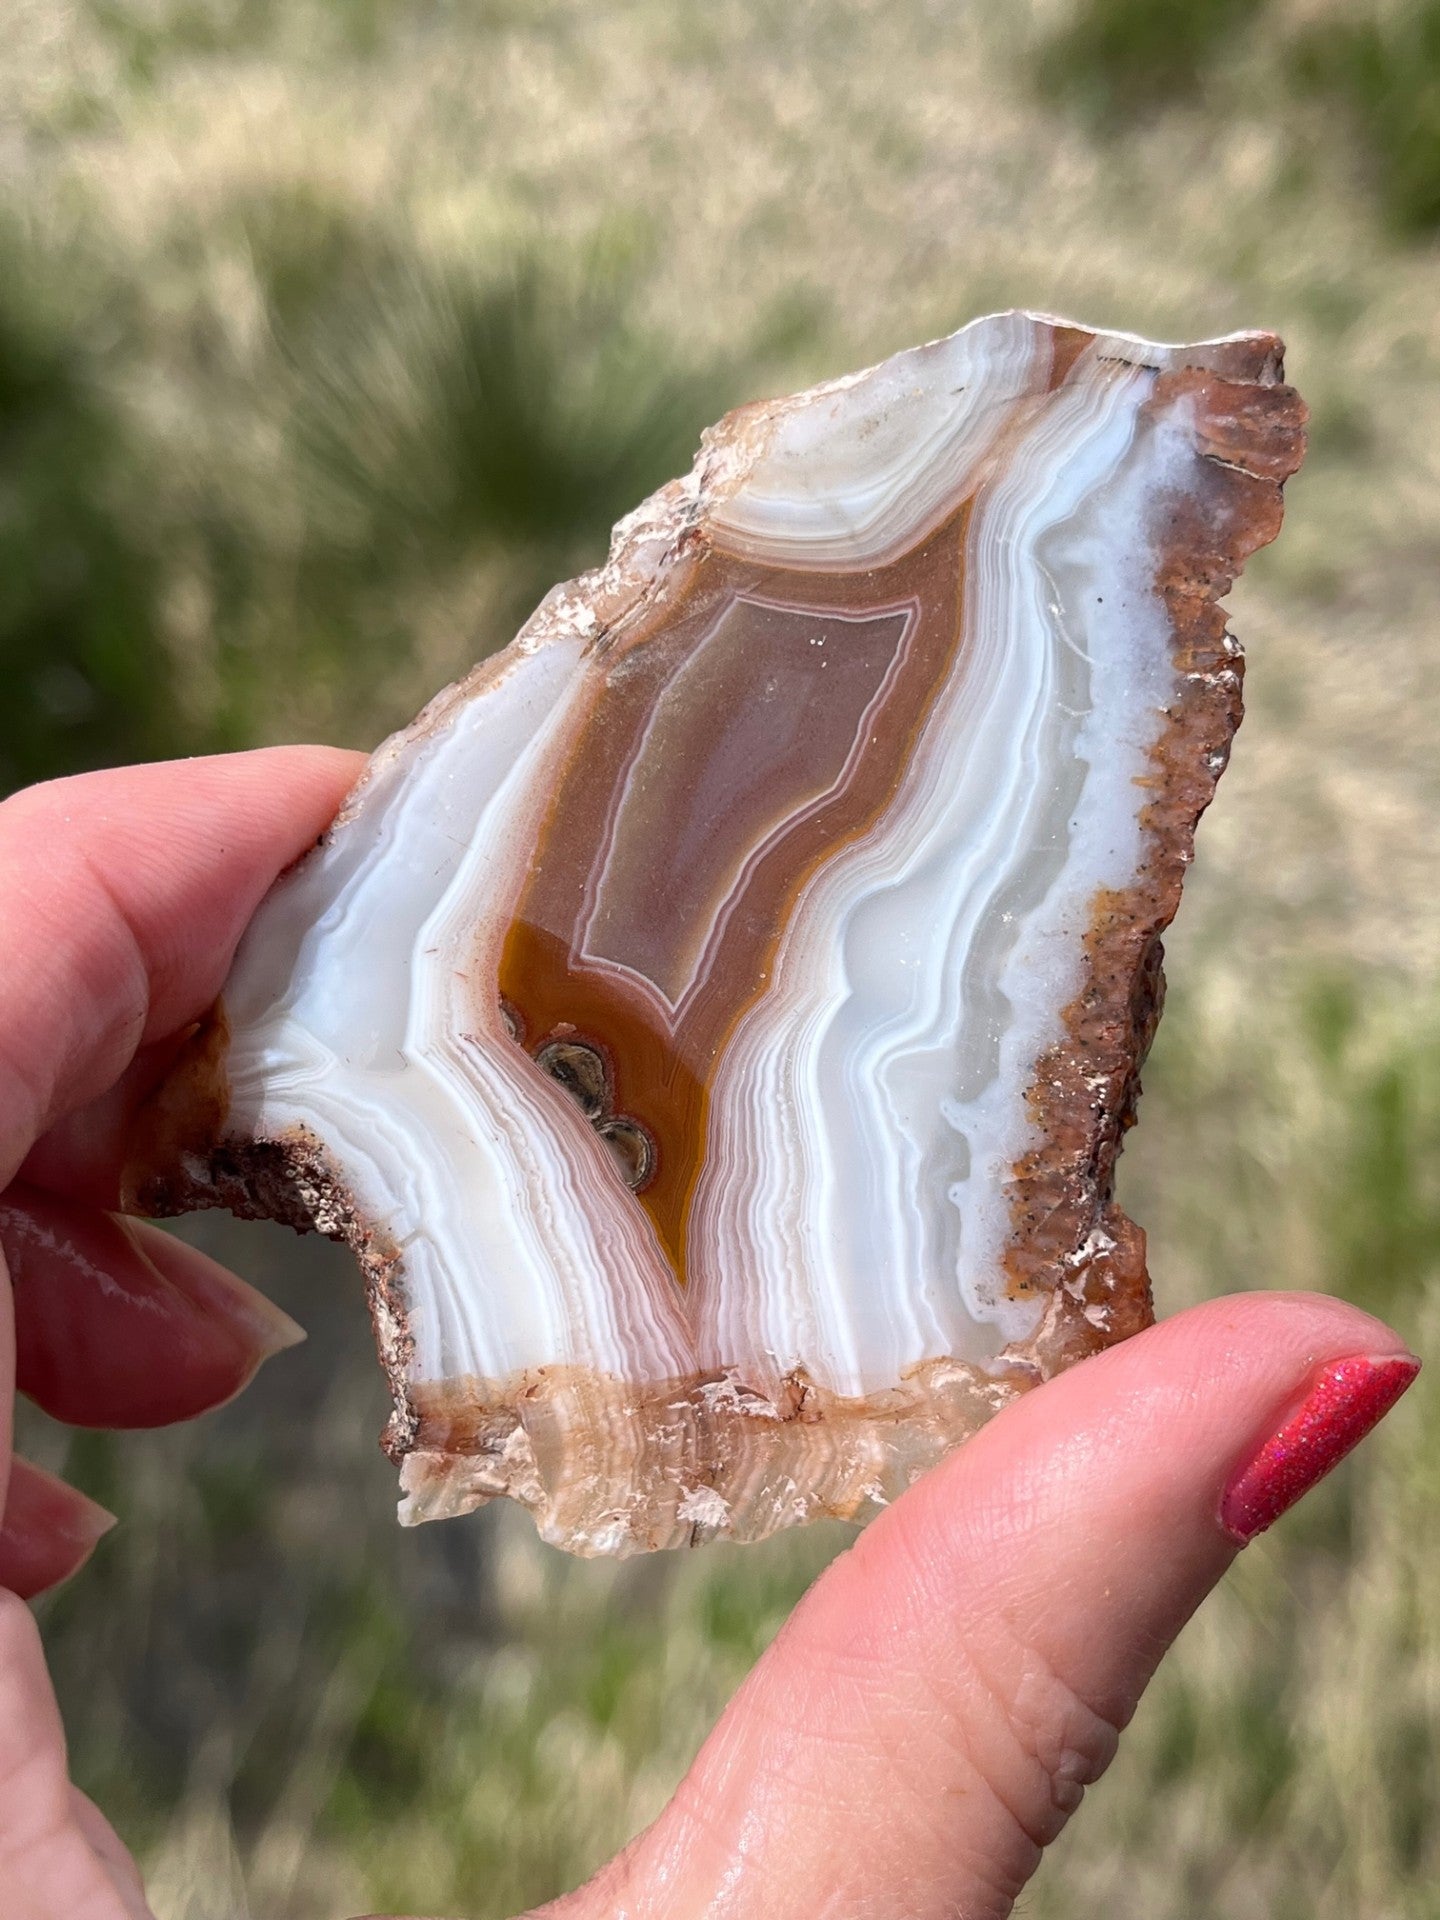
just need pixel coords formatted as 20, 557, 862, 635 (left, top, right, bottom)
0, 749, 361, 1918
0, 753, 1419, 1920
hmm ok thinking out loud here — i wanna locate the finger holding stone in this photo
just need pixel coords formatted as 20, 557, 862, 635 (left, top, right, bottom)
1, 1185, 304, 1430
0, 1459, 116, 1600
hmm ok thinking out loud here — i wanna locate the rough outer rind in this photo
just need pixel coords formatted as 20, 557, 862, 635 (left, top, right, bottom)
398, 1360, 1020, 1553
127, 322, 1307, 1556
999, 343, 1307, 1375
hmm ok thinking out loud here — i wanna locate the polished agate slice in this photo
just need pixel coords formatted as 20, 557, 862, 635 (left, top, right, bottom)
130, 312, 1306, 1555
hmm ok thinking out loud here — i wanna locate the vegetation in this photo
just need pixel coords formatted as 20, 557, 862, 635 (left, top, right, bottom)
0, 209, 736, 786
1034, 0, 1440, 237
1031, 0, 1268, 124
0, 249, 177, 789
1289, 0, 1440, 236
5, 1, 1439, 1914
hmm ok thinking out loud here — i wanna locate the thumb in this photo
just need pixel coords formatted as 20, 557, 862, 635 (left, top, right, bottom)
552, 1291, 1418, 1920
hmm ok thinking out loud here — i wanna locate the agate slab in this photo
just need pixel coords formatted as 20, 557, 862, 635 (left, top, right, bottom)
130, 312, 1306, 1555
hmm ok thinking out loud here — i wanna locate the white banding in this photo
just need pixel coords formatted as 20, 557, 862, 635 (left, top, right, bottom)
212, 313, 1243, 1413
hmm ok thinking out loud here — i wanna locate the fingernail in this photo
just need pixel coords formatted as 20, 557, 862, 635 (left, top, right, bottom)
3, 1458, 117, 1543
124, 1215, 307, 1357
1221, 1352, 1421, 1545
48, 1487, 119, 1550
0, 1459, 118, 1598
233, 1283, 307, 1357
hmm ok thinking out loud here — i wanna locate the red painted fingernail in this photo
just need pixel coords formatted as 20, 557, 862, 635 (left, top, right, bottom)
115, 1214, 308, 1359
0, 1459, 117, 1600
1221, 1352, 1421, 1545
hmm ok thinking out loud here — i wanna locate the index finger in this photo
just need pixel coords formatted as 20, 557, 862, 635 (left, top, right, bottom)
0, 747, 364, 1191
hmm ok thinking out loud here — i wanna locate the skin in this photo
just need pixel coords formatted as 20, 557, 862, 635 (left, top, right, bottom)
0, 749, 1417, 1920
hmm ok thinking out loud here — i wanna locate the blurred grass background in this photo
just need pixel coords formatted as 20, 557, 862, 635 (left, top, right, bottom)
4, 0, 1439, 1913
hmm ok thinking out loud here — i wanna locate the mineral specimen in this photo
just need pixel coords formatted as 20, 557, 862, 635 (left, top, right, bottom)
129, 312, 1306, 1554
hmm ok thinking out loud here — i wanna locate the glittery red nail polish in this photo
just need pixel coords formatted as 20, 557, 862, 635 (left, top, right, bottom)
1220, 1353, 1421, 1545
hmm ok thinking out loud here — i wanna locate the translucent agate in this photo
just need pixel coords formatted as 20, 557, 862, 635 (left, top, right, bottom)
130, 312, 1306, 1555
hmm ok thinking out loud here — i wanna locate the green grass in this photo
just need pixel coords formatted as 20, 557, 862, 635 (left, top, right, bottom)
1030, 0, 1270, 124
285, 244, 738, 637
0, 205, 740, 791
1033, 0, 1440, 238
1288, 1, 1440, 236
0, 244, 178, 790
85, 0, 460, 78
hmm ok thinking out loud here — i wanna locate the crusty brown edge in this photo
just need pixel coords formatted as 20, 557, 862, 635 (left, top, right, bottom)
1002, 340, 1307, 1376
